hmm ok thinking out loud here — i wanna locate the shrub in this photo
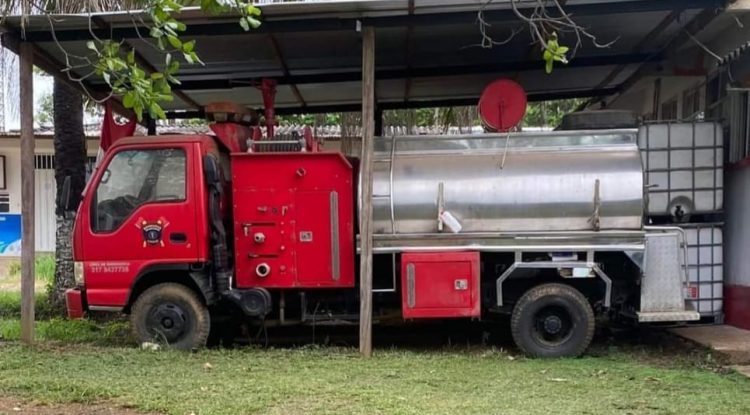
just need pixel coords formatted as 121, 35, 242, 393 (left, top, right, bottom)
0, 291, 53, 319
7, 255, 55, 284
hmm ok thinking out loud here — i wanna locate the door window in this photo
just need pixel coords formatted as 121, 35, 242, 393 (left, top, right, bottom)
92, 148, 186, 232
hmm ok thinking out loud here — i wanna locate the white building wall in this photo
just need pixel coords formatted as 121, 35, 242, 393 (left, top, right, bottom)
607, 75, 705, 120
0, 137, 99, 254
34, 168, 56, 252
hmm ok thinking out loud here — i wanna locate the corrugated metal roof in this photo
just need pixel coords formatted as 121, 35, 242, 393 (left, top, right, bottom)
0, 0, 722, 114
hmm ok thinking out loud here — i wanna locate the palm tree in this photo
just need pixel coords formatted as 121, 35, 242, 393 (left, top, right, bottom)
44, 0, 135, 311
50, 78, 87, 311
7, 0, 237, 312
46, 0, 145, 312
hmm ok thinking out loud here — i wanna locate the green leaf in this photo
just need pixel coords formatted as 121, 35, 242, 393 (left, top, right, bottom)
134, 67, 146, 79
149, 27, 164, 38
150, 102, 166, 120
239, 16, 249, 31
127, 50, 135, 65
102, 72, 111, 85
133, 103, 144, 122
159, 82, 172, 94
184, 52, 194, 65
201, 0, 224, 15
182, 40, 195, 53
123, 92, 135, 108
165, 0, 182, 11
247, 17, 261, 29
190, 51, 204, 65
545, 59, 553, 74
163, 25, 178, 37
167, 35, 182, 49
106, 41, 119, 55
155, 9, 169, 22
150, 72, 164, 80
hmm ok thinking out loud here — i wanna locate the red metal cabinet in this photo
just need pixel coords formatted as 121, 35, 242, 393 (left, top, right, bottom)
401, 252, 481, 319
231, 152, 354, 289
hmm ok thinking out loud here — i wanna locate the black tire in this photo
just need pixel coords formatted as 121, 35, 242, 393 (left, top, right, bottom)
510, 283, 595, 358
131, 283, 210, 351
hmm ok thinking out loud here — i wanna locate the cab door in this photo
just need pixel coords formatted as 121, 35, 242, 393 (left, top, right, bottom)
79, 144, 201, 307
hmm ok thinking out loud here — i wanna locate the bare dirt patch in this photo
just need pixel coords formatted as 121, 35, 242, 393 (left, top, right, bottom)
0, 396, 160, 415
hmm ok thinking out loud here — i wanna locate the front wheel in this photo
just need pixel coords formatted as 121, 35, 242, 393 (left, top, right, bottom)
510, 283, 595, 358
131, 283, 210, 351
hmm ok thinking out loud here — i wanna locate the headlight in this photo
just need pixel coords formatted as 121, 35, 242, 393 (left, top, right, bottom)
74, 262, 85, 286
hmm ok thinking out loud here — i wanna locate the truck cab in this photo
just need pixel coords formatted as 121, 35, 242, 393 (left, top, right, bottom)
67, 121, 355, 351
72, 135, 219, 308
66, 135, 228, 348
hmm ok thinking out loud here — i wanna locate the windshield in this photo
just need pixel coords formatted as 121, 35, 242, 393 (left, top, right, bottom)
92, 148, 186, 232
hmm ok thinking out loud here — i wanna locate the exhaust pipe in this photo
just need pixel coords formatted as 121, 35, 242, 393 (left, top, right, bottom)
204, 154, 272, 318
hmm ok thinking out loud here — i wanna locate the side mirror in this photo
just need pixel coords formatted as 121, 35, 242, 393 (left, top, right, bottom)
61, 175, 72, 211
60, 175, 75, 220
203, 155, 221, 185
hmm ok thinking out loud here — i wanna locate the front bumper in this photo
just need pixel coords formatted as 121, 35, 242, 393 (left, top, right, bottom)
64, 287, 86, 319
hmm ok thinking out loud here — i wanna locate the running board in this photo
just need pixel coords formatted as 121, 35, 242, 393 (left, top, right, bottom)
638, 310, 700, 323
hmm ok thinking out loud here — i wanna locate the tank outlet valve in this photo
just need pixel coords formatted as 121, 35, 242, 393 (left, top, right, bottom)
256, 263, 271, 278
253, 232, 266, 244
440, 211, 463, 233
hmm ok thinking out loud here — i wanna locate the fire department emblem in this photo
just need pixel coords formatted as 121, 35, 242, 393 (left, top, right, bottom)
135, 217, 170, 247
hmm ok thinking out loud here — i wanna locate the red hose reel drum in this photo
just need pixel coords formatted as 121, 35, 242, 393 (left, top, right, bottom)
478, 79, 527, 132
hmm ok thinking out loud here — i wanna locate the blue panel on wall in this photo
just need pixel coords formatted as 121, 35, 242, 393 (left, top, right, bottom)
0, 214, 22, 255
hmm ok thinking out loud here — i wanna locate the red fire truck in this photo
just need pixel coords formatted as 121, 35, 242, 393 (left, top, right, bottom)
66, 88, 699, 357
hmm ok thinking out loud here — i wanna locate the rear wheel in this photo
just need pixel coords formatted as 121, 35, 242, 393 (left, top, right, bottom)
131, 283, 210, 351
510, 283, 594, 358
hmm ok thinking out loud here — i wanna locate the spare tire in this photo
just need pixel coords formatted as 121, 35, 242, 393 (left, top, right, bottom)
559, 110, 638, 130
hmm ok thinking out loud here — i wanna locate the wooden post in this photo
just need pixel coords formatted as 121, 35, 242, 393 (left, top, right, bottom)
359, 26, 376, 357
19, 42, 35, 344
146, 116, 157, 135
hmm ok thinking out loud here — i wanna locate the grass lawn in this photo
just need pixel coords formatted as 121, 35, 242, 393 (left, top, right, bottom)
1, 270, 749, 414
1, 317, 750, 415
0, 255, 56, 319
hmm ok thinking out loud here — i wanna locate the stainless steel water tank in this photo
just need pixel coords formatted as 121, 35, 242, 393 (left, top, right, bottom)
367, 130, 644, 234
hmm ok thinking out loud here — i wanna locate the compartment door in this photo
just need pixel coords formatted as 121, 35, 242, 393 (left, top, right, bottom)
401, 252, 480, 319
295, 190, 340, 286
233, 189, 296, 288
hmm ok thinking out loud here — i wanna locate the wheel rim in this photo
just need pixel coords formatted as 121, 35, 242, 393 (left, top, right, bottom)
531, 305, 574, 347
146, 302, 189, 343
